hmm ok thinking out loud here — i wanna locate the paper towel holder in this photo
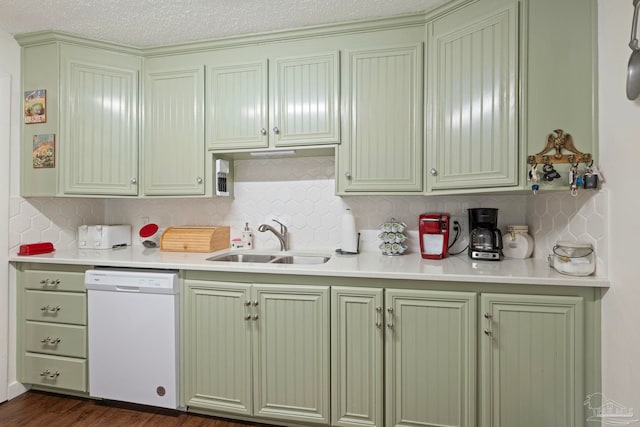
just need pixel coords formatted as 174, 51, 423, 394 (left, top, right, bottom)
335, 233, 360, 255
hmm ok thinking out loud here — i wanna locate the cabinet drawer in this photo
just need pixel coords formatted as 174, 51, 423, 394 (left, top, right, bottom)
24, 321, 86, 358
23, 353, 87, 392
24, 291, 86, 325
23, 270, 86, 292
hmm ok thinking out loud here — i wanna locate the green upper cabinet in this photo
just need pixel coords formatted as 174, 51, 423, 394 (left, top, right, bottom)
20, 41, 60, 197
143, 64, 205, 196
426, 0, 520, 192
207, 52, 339, 152
480, 293, 584, 427
60, 44, 141, 196
337, 43, 423, 194
207, 61, 268, 151
525, 0, 597, 183
271, 53, 340, 147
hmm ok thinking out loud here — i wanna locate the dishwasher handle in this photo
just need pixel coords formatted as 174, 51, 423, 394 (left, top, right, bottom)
115, 285, 141, 292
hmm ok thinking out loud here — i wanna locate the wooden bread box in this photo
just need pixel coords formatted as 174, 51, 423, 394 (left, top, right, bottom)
160, 226, 230, 252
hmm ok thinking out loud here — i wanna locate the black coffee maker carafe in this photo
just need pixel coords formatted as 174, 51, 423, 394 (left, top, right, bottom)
468, 208, 502, 260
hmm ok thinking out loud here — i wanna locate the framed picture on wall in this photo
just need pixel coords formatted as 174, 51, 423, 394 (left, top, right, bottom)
32, 134, 55, 168
24, 89, 46, 124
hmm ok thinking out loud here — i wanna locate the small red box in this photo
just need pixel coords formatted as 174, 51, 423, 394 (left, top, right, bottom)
18, 242, 55, 256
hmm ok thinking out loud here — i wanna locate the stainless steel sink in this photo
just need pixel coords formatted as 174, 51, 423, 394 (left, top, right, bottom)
271, 255, 331, 265
206, 253, 280, 263
207, 253, 330, 264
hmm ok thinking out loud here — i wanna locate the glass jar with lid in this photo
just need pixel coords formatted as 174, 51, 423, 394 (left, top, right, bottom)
548, 241, 595, 276
501, 225, 534, 259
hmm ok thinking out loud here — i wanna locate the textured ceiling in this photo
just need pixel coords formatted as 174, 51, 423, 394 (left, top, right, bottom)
0, 0, 450, 47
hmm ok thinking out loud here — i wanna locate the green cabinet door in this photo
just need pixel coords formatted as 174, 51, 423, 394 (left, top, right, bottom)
426, 0, 520, 191
60, 44, 140, 195
252, 284, 330, 424
331, 287, 383, 427
183, 281, 252, 415
480, 293, 584, 427
385, 289, 476, 427
271, 52, 340, 147
143, 66, 205, 195
338, 43, 423, 193
207, 61, 269, 151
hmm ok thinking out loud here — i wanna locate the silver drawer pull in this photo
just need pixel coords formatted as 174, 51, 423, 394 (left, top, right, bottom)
40, 337, 62, 345
40, 369, 60, 379
40, 305, 61, 313
39, 278, 60, 287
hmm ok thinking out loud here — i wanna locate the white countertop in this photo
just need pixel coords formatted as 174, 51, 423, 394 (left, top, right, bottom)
9, 247, 609, 288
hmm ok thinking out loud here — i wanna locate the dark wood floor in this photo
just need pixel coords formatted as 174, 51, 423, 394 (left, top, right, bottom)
0, 391, 278, 427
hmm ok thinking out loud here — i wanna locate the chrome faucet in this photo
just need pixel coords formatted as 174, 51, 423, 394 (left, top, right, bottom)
258, 219, 288, 251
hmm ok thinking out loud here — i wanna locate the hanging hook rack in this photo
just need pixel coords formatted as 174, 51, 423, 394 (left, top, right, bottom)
527, 129, 593, 166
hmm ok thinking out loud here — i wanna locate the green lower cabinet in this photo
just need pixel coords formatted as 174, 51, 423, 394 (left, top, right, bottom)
331, 287, 477, 427
385, 289, 477, 427
480, 293, 584, 427
183, 280, 330, 424
331, 287, 384, 427
183, 281, 253, 415
17, 265, 90, 394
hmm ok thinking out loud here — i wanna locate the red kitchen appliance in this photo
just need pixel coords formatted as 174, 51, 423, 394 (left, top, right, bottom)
419, 213, 450, 259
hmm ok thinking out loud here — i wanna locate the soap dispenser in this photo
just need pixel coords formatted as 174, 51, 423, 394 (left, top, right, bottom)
242, 223, 254, 249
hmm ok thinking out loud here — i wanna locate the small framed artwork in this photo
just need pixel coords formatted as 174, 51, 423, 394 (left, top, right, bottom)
32, 134, 55, 168
24, 89, 46, 124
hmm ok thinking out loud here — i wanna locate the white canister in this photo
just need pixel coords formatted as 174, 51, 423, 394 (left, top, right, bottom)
502, 225, 534, 259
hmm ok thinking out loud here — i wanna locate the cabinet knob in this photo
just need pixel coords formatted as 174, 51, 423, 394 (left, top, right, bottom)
130, 177, 137, 184
430, 168, 438, 176
484, 313, 492, 319
484, 329, 492, 336
252, 314, 259, 321
272, 126, 280, 134
345, 171, 351, 179
260, 128, 267, 135
196, 177, 203, 184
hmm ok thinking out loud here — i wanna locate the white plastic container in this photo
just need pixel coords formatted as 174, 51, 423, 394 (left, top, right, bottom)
502, 225, 534, 259
242, 223, 254, 249
548, 241, 595, 276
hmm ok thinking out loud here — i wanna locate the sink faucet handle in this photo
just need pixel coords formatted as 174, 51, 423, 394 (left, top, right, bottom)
272, 219, 288, 235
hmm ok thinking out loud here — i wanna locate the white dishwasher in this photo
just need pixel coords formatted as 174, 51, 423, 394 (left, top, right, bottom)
85, 268, 179, 409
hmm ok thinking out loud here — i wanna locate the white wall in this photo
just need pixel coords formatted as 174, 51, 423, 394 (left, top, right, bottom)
0, 31, 20, 402
598, 0, 640, 411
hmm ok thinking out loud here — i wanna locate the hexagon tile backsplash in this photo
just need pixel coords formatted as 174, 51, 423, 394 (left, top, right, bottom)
9, 156, 608, 275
